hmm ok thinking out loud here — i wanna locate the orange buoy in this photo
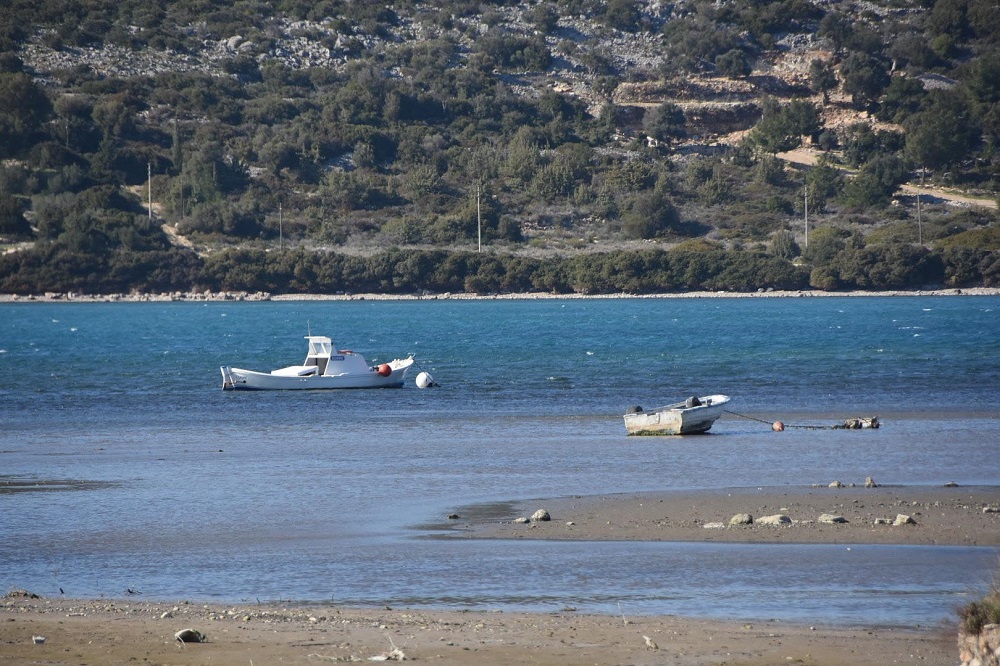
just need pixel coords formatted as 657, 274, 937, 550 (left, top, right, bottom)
377, 363, 392, 377
772, 421, 785, 432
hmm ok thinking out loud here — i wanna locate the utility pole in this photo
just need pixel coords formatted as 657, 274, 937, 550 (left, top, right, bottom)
476, 183, 482, 253
147, 162, 152, 222
917, 167, 924, 245
278, 202, 283, 251
803, 185, 809, 249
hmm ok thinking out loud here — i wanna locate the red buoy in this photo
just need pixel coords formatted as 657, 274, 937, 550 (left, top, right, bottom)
377, 363, 392, 377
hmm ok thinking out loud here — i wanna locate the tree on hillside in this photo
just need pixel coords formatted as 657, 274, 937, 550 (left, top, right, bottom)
622, 191, 680, 239
818, 12, 852, 54
809, 59, 838, 105
716, 49, 752, 78
840, 53, 890, 109
746, 98, 820, 154
904, 88, 980, 174
0, 190, 31, 236
806, 156, 844, 212
644, 102, 687, 145
0, 73, 52, 158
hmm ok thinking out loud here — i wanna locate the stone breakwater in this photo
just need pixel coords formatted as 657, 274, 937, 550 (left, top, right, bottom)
2, 287, 998, 303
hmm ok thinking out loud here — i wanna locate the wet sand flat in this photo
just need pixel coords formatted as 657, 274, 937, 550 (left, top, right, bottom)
446, 485, 1000, 546
3, 485, 996, 664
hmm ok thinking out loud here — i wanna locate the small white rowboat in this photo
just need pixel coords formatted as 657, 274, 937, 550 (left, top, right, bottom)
623, 394, 730, 435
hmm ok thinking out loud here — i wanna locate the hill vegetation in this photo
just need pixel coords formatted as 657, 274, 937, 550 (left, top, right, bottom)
1, 0, 999, 296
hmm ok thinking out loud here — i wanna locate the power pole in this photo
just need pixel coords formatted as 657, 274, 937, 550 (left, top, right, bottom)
147, 162, 152, 222
477, 183, 482, 253
803, 185, 809, 249
917, 167, 924, 245
279, 202, 283, 251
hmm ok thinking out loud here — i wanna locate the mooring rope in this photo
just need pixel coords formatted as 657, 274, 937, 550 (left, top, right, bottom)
724, 409, 833, 430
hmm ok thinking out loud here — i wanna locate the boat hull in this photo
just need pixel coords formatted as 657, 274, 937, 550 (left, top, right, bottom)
623, 394, 730, 435
221, 359, 413, 390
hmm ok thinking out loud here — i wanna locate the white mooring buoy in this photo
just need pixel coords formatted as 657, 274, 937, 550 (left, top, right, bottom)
415, 371, 435, 388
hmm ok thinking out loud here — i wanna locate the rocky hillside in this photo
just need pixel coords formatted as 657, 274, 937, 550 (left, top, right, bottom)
1, 0, 998, 295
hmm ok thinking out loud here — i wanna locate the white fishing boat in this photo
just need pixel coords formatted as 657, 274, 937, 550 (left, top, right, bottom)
221, 335, 414, 390
623, 394, 730, 435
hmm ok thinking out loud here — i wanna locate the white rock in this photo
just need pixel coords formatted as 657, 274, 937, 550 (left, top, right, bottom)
174, 628, 205, 643
729, 513, 753, 526
757, 514, 792, 526
530, 509, 551, 522
818, 513, 848, 524
893, 514, 916, 525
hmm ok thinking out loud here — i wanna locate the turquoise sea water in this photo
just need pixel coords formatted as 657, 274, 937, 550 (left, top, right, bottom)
2, 296, 998, 625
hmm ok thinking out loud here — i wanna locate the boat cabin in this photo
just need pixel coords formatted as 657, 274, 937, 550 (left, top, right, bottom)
304, 335, 334, 374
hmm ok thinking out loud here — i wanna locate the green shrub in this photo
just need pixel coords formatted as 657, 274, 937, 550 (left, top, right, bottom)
959, 578, 1000, 635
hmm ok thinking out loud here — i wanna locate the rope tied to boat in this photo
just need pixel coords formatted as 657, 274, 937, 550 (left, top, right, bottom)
724, 410, 879, 431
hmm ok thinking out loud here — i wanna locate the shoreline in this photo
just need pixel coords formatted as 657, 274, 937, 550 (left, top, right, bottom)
1, 286, 999, 303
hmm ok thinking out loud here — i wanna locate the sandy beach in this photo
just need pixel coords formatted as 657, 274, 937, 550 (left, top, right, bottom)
0, 592, 960, 666
4, 484, 997, 665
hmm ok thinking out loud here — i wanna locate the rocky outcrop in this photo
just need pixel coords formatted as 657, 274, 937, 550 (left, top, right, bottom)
959, 624, 1000, 666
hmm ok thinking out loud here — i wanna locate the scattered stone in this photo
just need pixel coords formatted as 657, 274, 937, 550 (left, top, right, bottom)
530, 509, 551, 522
873, 518, 891, 525
643, 635, 659, 650
31, 635, 45, 644
513, 517, 530, 524
865, 476, 878, 488
944, 481, 959, 487
757, 514, 792, 526
818, 513, 848, 524
5, 589, 40, 599
829, 481, 843, 488
983, 507, 999, 514
835, 417, 880, 429
893, 514, 916, 525
703, 521, 725, 529
174, 628, 206, 643
370, 647, 407, 661
446, 513, 460, 520
729, 513, 753, 526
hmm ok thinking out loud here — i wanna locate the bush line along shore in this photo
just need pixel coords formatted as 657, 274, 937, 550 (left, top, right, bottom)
3, 287, 1000, 303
